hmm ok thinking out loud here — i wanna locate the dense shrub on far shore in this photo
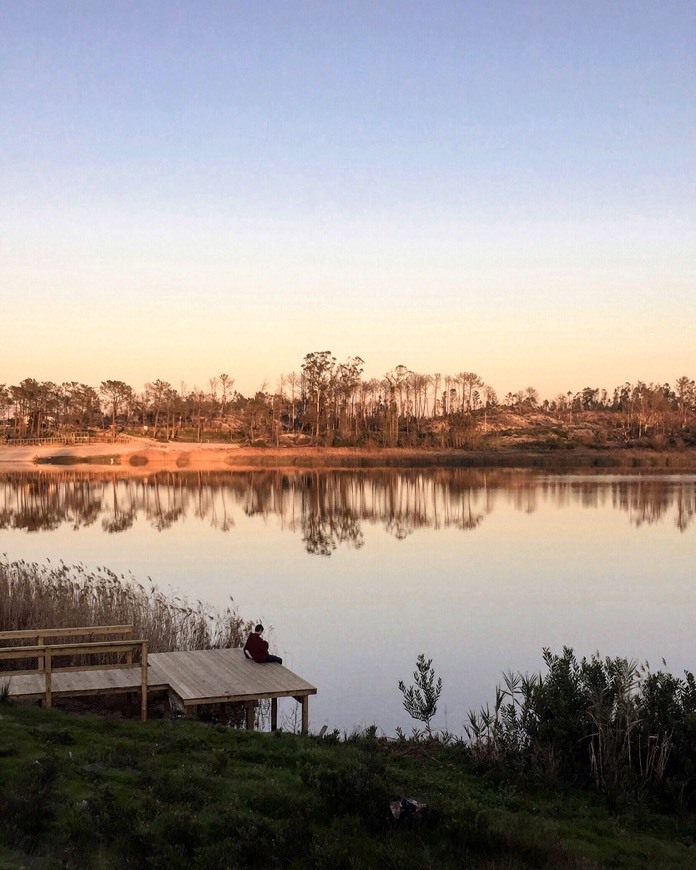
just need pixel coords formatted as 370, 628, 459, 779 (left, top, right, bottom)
0, 557, 252, 653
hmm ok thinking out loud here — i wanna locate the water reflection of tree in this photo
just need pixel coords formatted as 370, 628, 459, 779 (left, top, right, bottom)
675, 489, 696, 532
538, 476, 695, 532
610, 479, 687, 529
300, 473, 364, 556
0, 472, 103, 531
101, 477, 135, 533
384, 517, 411, 540
0, 470, 693, 548
146, 476, 184, 531
102, 512, 135, 533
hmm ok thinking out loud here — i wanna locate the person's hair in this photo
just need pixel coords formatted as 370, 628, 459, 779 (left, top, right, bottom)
255, 624, 264, 633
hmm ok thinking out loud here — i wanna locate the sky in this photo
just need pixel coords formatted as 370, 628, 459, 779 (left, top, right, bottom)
1, 0, 694, 401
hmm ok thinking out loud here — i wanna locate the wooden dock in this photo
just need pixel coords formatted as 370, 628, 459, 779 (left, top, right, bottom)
149, 649, 317, 731
1, 629, 316, 732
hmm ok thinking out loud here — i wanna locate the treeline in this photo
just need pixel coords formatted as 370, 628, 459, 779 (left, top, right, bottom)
2, 351, 695, 448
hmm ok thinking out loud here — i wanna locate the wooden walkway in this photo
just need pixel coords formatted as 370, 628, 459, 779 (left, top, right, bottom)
3, 648, 317, 732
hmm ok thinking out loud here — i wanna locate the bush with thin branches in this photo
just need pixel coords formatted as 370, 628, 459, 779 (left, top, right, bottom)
465, 647, 696, 810
398, 653, 443, 737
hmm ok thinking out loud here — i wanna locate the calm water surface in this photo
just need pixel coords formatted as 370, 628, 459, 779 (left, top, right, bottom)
1, 469, 694, 735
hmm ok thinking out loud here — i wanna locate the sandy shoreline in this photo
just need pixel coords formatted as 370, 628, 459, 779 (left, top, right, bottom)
0, 440, 447, 474
0, 439, 252, 473
1, 439, 695, 474
0, 441, 484, 473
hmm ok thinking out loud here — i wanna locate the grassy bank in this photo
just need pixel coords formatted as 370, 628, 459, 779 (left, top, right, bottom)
220, 446, 696, 471
3, 561, 696, 866
1, 702, 695, 869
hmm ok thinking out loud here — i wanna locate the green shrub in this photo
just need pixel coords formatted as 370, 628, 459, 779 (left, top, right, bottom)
466, 647, 696, 810
398, 654, 443, 736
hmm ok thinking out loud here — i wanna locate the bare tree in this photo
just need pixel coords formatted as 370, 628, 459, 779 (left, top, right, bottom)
458, 372, 484, 412
676, 376, 696, 430
219, 373, 234, 421
286, 372, 300, 433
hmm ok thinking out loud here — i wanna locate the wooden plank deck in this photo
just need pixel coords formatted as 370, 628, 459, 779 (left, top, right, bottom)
2, 648, 316, 730
149, 649, 316, 706
3, 665, 167, 701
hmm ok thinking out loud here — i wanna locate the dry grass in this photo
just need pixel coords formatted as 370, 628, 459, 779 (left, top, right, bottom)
0, 557, 252, 654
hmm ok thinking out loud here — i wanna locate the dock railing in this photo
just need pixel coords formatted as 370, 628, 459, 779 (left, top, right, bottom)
0, 625, 148, 720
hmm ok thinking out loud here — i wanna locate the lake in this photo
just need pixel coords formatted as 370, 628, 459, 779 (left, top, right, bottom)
1, 468, 694, 736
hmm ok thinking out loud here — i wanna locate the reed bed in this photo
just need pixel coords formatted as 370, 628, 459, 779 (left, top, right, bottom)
0, 557, 252, 654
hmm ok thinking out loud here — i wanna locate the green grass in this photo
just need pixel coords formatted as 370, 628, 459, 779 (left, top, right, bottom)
1, 703, 695, 869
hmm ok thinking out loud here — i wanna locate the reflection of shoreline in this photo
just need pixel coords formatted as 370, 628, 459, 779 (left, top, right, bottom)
0, 471, 694, 547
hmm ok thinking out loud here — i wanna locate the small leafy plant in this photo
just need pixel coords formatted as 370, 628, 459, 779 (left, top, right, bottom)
398, 654, 443, 736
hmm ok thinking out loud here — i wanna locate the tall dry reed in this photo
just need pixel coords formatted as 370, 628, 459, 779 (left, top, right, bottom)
0, 557, 252, 653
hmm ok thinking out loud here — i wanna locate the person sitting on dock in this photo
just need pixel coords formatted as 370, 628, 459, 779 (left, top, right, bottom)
243, 624, 282, 664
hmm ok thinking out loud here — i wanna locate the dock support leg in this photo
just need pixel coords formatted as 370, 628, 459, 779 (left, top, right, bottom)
186, 704, 198, 719
140, 642, 148, 722
301, 696, 308, 734
44, 653, 52, 709
271, 698, 278, 732
125, 691, 134, 716
245, 701, 255, 731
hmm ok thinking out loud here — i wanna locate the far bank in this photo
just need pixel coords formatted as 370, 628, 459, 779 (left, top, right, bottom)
2, 441, 696, 473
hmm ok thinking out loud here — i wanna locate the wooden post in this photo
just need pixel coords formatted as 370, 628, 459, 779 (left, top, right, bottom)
300, 695, 308, 734
37, 635, 45, 672
271, 698, 278, 731
245, 701, 255, 730
44, 648, 52, 709
140, 640, 148, 722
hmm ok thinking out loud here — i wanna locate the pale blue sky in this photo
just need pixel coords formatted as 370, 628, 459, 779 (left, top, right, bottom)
2, 1, 694, 399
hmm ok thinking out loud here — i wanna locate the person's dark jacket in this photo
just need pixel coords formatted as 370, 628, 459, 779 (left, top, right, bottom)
244, 632, 269, 663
